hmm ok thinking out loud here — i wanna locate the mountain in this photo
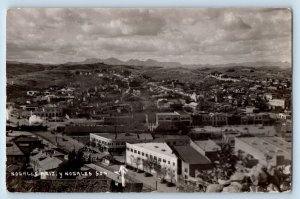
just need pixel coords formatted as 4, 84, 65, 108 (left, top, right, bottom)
64, 57, 182, 68
63, 57, 291, 69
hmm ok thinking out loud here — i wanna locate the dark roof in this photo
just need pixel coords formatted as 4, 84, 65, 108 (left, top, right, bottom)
12, 135, 40, 142
173, 145, 211, 165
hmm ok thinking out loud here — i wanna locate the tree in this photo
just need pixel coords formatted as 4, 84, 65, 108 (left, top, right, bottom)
134, 157, 142, 171
158, 167, 168, 182
217, 143, 237, 179
56, 149, 85, 179
167, 168, 175, 183
90, 140, 96, 148
143, 157, 158, 174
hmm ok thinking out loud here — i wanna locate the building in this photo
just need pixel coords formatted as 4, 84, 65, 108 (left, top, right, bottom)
193, 112, 228, 126
268, 99, 285, 109
172, 144, 213, 180
234, 136, 291, 167
192, 140, 221, 162
12, 135, 43, 155
156, 112, 181, 126
90, 133, 153, 152
155, 112, 192, 127
153, 135, 190, 146
6, 138, 26, 165
30, 149, 64, 179
126, 142, 178, 182
103, 115, 133, 125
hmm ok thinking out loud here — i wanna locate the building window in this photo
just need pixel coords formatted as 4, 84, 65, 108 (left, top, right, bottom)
184, 168, 188, 173
158, 158, 161, 162
154, 156, 157, 160
131, 149, 133, 152
173, 162, 175, 166
168, 161, 170, 164
142, 152, 144, 156
163, 159, 166, 163
150, 155, 153, 159
138, 151, 140, 155
134, 150, 137, 154
127, 148, 130, 151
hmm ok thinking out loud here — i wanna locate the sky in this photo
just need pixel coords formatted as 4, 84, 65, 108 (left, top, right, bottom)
6, 8, 292, 65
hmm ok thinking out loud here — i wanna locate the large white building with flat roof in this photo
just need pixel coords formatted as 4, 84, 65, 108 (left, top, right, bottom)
235, 136, 291, 167
126, 142, 178, 182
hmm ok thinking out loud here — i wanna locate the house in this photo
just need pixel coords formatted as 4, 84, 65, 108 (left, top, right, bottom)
234, 136, 291, 167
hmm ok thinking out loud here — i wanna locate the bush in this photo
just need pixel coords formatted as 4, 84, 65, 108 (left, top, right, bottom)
144, 172, 153, 177
137, 169, 144, 173
166, 182, 175, 187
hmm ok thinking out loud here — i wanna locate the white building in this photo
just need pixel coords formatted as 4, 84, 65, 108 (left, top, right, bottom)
235, 136, 291, 167
90, 133, 153, 152
268, 99, 285, 109
126, 142, 178, 182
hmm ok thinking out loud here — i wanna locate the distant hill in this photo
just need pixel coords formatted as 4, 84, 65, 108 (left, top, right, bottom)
62, 57, 291, 70
64, 57, 182, 68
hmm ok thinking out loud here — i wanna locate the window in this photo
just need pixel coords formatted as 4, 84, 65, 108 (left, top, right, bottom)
134, 150, 137, 153
158, 158, 161, 162
163, 159, 166, 163
146, 154, 148, 157
168, 161, 170, 164
138, 151, 140, 155
173, 162, 175, 166
184, 168, 188, 172
150, 155, 153, 159
142, 152, 144, 156
154, 156, 157, 160
131, 149, 133, 152
127, 148, 130, 151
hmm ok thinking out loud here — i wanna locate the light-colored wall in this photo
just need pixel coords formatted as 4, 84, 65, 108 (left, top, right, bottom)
126, 143, 178, 182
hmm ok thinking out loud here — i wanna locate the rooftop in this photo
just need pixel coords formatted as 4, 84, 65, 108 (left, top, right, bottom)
194, 140, 221, 152
12, 135, 40, 142
173, 145, 211, 165
154, 134, 190, 140
236, 136, 291, 158
156, 112, 180, 116
129, 142, 176, 158
91, 133, 153, 141
192, 125, 276, 136
6, 140, 24, 156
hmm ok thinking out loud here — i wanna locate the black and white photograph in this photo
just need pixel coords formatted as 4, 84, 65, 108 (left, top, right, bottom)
6, 8, 292, 192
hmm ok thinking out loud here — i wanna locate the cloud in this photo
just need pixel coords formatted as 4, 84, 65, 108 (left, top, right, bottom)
6, 8, 291, 65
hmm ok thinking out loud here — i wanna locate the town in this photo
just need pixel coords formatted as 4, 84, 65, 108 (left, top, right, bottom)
6, 60, 292, 192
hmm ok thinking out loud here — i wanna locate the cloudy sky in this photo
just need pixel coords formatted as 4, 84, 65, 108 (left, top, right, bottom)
7, 8, 291, 65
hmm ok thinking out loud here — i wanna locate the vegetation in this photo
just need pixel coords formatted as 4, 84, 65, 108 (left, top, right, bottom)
56, 149, 85, 179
